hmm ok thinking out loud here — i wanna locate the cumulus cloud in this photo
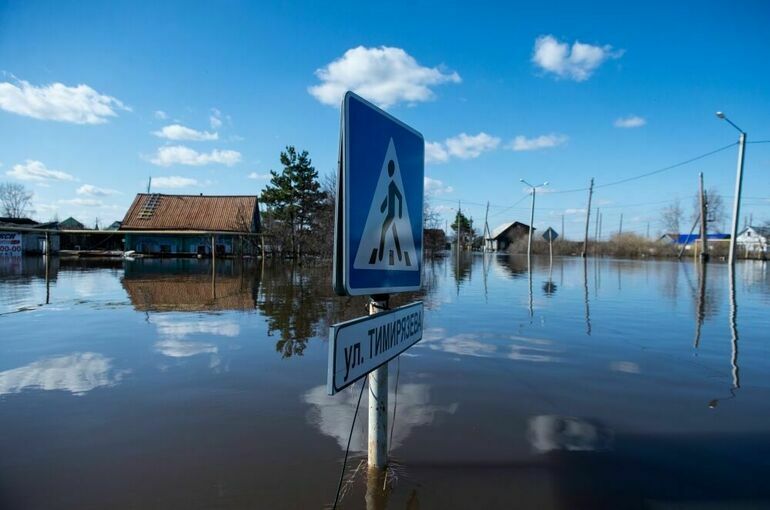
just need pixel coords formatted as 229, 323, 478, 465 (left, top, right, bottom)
424, 176, 453, 196
425, 141, 450, 164
532, 35, 623, 81
510, 134, 568, 152
614, 115, 646, 128
150, 145, 241, 167
153, 124, 218, 141
0, 79, 128, 124
151, 176, 199, 189
426, 132, 499, 164
308, 46, 461, 108
7, 160, 75, 182
76, 184, 118, 196
247, 172, 271, 180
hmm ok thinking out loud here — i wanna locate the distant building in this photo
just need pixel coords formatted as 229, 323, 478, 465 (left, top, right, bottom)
662, 233, 730, 247
736, 226, 769, 257
106, 221, 122, 230
485, 221, 532, 251
0, 217, 60, 254
120, 193, 260, 256
59, 217, 86, 230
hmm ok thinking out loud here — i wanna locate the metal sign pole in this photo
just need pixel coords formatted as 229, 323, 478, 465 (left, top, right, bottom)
368, 295, 389, 469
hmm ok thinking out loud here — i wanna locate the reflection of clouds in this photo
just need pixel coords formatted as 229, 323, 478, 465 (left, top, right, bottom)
0, 353, 127, 396
528, 415, 613, 453
421, 328, 561, 362
303, 382, 458, 452
152, 315, 238, 358
610, 361, 640, 374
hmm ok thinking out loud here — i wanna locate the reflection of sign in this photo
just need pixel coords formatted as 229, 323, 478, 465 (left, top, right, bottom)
542, 227, 559, 242
334, 91, 424, 296
0, 232, 22, 257
328, 301, 423, 395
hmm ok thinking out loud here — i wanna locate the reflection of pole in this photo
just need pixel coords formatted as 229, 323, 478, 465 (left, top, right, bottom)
368, 297, 389, 469
694, 261, 707, 347
728, 265, 740, 388
582, 178, 593, 258
583, 258, 591, 335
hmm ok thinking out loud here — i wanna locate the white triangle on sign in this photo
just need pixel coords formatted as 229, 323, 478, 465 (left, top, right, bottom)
353, 138, 419, 272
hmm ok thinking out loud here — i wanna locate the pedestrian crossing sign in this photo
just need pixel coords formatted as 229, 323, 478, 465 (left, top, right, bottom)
333, 91, 424, 296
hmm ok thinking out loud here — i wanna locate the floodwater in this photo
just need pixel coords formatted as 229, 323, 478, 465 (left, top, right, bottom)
1, 254, 769, 509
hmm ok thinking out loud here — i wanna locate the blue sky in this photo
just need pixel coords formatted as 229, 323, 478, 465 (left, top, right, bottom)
1, 0, 769, 236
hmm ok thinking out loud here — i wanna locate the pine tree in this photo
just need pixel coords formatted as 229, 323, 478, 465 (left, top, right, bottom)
260, 147, 323, 257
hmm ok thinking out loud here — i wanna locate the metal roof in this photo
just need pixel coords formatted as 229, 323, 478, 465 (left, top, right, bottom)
120, 194, 259, 232
742, 226, 770, 238
489, 221, 532, 239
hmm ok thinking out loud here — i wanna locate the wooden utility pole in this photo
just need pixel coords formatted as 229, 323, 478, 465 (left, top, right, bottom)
647, 222, 650, 239
561, 214, 565, 241
699, 172, 709, 262
483, 201, 490, 252
619, 213, 623, 236
582, 178, 594, 257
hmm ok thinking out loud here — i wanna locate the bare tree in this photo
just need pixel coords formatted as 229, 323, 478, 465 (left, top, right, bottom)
0, 182, 34, 218
660, 199, 683, 234
691, 187, 725, 232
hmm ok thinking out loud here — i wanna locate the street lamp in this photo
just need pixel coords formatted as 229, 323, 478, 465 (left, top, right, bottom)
715, 111, 747, 266
520, 179, 548, 267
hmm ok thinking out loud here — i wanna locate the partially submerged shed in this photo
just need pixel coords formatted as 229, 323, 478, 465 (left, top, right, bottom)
485, 221, 532, 251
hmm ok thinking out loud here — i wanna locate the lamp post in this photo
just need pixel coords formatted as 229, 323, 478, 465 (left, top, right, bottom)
715, 111, 746, 266
520, 179, 548, 269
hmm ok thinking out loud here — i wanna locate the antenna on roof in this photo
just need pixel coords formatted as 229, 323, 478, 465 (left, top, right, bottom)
147, 176, 152, 194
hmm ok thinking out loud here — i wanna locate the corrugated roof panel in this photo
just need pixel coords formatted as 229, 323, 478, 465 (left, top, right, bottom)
120, 194, 259, 232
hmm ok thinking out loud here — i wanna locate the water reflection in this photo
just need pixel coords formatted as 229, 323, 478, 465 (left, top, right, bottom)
421, 328, 561, 362
303, 379, 458, 452
528, 415, 613, 453
0, 352, 127, 396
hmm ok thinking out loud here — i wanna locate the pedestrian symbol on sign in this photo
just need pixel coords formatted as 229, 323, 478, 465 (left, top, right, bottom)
354, 138, 418, 271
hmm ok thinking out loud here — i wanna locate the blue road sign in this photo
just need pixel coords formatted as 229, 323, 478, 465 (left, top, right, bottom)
333, 92, 424, 296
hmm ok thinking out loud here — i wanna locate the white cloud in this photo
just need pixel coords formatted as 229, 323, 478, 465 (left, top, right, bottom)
210, 108, 223, 129
7, 160, 75, 182
153, 124, 218, 141
150, 145, 241, 167
151, 176, 199, 189
0, 79, 128, 124
425, 132, 499, 164
614, 115, 646, 128
308, 46, 461, 108
510, 134, 568, 152
563, 208, 586, 215
154, 110, 168, 120
0, 352, 126, 396
247, 172, 271, 180
59, 198, 103, 207
445, 132, 500, 159
532, 35, 623, 81
424, 176, 453, 196
425, 141, 450, 164
76, 184, 118, 196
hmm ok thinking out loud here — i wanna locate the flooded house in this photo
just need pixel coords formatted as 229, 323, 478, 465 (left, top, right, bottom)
0, 217, 60, 254
484, 221, 533, 251
737, 226, 769, 257
119, 193, 260, 256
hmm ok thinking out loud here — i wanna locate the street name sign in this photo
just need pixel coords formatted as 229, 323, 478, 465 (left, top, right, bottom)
333, 91, 424, 296
327, 301, 423, 395
542, 227, 559, 242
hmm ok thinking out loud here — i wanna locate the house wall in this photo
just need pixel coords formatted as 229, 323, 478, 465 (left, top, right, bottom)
494, 224, 530, 251
737, 231, 768, 254
125, 234, 237, 255
21, 232, 60, 253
